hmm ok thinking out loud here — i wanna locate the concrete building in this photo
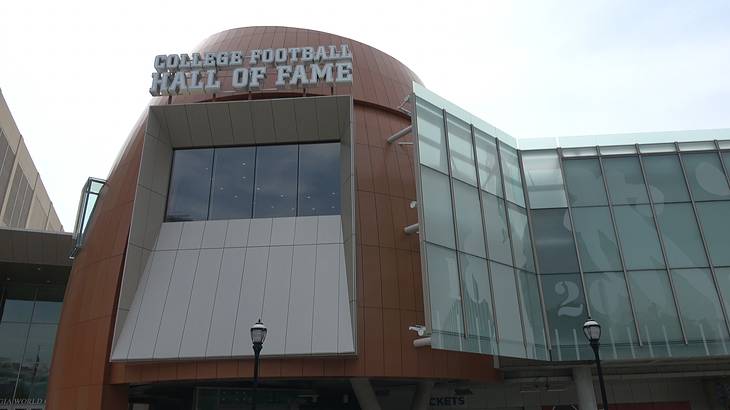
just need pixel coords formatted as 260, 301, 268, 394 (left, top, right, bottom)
40, 27, 730, 410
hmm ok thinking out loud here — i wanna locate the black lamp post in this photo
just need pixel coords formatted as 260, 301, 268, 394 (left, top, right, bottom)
250, 319, 267, 410
583, 318, 608, 410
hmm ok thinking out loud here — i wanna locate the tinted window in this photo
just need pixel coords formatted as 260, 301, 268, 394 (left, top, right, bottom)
460, 253, 495, 353
541, 273, 588, 360
642, 155, 690, 203
209, 147, 256, 220
531, 208, 580, 274
572, 207, 621, 272
491, 262, 526, 358
253, 145, 298, 218
627, 270, 683, 349
421, 166, 456, 248
671, 268, 728, 348
613, 205, 665, 270
166, 149, 213, 221
298, 143, 340, 216
425, 244, 462, 334
500, 144, 525, 207
483, 192, 511, 265
507, 204, 535, 272
681, 152, 730, 201
453, 181, 485, 257
655, 203, 708, 268
474, 129, 502, 197
563, 159, 607, 207
416, 99, 448, 173
585, 272, 638, 350
603, 156, 649, 205
521, 150, 567, 209
696, 201, 730, 266
447, 115, 477, 185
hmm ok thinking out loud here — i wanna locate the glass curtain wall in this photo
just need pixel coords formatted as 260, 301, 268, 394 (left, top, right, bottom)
0, 285, 63, 401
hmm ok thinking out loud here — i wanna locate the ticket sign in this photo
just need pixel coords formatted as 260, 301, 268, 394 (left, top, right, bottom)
149, 44, 353, 96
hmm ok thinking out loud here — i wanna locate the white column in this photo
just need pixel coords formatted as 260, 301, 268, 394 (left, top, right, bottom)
410, 381, 434, 410
573, 366, 598, 410
350, 378, 382, 410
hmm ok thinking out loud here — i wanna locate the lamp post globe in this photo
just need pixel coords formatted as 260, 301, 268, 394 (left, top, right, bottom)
250, 319, 266, 410
583, 317, 608, 410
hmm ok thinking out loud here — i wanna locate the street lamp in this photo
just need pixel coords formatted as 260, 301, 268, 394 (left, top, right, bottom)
250, 319, 267, 410
583, 318, 608, 410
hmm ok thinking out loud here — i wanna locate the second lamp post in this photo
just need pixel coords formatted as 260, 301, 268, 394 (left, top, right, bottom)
583, 317, 609, 410
250, 319, 267, 410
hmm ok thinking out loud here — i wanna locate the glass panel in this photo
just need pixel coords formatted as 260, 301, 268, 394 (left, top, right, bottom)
563, 147, 598, 157
253, 145, 298, 218
166, 149, 213, 221
696, 201, 730, 267
507, 204, 535, 272
490, 262, 526, 357
482, 192, 511, 265
572, 207, 622, 272
530, 209, 580, 274
681, 153, 730, 201
452, 181, 485, 257
541, 273, 588, 361
209, 147, 256, 220
89, 180, 104, 194
425, 244, 463, 335
499, 144, 525, 207
416, 98, 448, 173
655, 203, 708, 268
603, 156, 649, 205
600, 145, 636, 155
639, 143, 676, 153
613, 205, 665, 270
518, 270, 549, 360
627, 270, 683, 352
585, 272, 638, 358
474, 129, 502, 197
671, 268, 729, 351
563, 159, 607, 207
298, 143, 340, 216
0, 322, 29, 398
678, 141, 716, 151
716, 268, 730, 320
719, 141, 730, 150
642, 155, 690, 203
15, 324, 57, 400
447, 115, 477, 185
1, 286, 35, 323
521, 150, 567, 208
420, 166, 456, 248
723, 152, 730, 175
460, 253, 496, 354
31, 287, 64, 324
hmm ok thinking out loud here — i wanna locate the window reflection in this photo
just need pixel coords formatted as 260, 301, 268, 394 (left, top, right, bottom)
253, 145, 298, 218
298, 143, 340, 216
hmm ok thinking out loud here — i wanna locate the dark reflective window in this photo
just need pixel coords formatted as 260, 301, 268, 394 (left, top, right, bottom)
459, 253, 496, 353
671, 268, 728, 348
483, 192, 511, 265
253, 145, 298, 218
507, 204, 535, 272
642, 155, 690, 203
603, 156, 649, 205
453, 181, 485, 257
696, 201, 730, 267
626, 270, 683, 349
1, 286, 35, 323
655, 203, 708, 268
474, 129, 502, 197
541, 273, 588, 360
572, 207, 621, 272
298, 143, 340, 216
681, 153, 730, 201
585, 272, 638, 352
531, 208, 580, 274
209, 147, 256, 220
15, 324, 57, 399
613, 205, 665, 270
166, 149, 213, 221
563, 159, 607, 207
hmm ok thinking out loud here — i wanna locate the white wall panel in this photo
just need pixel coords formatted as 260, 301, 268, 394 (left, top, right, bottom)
180, 248, 223, 358
186, 104, 213, 147
111, 249, 153, 360
293, 216, 318, 245
270, 217, 295, 246
206, 248, 246, 357
154, 249, 199, 359
338, 245, 355, 353
128, 250, 176, 358
317, 215, 342, 244
311, 244, 340, 354
261, 246, 293, 354
284, 245, 316, 354
155, 223, 183, 251
225, 219, 250, 247
179, 221, 205, 249
232, 246, 269, 356
202, 220, 228, 248
248, 218, 272, 247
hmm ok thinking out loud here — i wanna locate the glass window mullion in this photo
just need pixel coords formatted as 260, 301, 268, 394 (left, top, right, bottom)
11, 286, 37, 400
597, 149, 643, 346
514, 147, 553, 353
636, 146, 689, 345
441, 109, 469, 338
469, 125, 501, 354
675, 143, 730, 338
556, 148, 591, 318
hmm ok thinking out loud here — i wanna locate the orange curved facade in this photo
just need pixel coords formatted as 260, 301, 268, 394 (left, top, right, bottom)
46, 26, 498, 410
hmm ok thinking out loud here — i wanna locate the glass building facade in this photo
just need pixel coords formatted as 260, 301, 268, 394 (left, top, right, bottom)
0, 284, 63, 401
414, 83, 730, 362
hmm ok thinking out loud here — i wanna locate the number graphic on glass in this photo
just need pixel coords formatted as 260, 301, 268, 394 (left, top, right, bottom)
554, 280, 584, 317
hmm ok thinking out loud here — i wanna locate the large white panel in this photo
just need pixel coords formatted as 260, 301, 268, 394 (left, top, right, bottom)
206, 248, 246, 357
129, 187, 150, 247
128, 250, 176, 359
229, 103, 255, 145
186, 104, 213, 146
337, 244, 355, 353
232, 247, 269, 356
143, 191, 166, 250
165, 105, 192, 147
317, 215, 342, 244
311, 244, 340, 354
293, 216, 318, 245
284, 245, 316, 354
225, 219, 250, 247
180, 248, 223, 358
316, 97, 340, 141
270, 217, 295, 246
155, 223, 183, 250
251, 101, 275, 144
260, 246, 293, 354
202, 220, 228, 248
179, 221, 205, 249
247, 218, 272, 247
149, 136, 173, 196
112, 249, 154, 359
270, 99, 298, 143
110, 308, 130, 360
154, 249, 200, 359
119, 245, 143, 310
207, 103, 235, 146
294, 97, 318, 142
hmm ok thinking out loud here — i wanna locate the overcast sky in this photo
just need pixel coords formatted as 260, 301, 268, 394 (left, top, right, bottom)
1, 0, 729, 230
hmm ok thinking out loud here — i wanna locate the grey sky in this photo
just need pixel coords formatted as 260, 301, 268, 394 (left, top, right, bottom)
1, 0, 728, 230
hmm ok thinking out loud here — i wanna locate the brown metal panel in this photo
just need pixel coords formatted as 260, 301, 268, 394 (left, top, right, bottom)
357, 191, 378, 246
361, 245, 382, 308
379, 247, 399, 309
374, 193, 395, 248
382, 307, 402, 376
363, 307, 384, 375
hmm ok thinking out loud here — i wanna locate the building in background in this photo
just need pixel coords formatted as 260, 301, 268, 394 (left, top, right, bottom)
45, 27, 730, 410
0, 89, 72, 410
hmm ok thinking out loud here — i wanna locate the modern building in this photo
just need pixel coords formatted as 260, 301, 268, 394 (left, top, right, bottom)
44, 26, 730, 410
0, 89, 72, 410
